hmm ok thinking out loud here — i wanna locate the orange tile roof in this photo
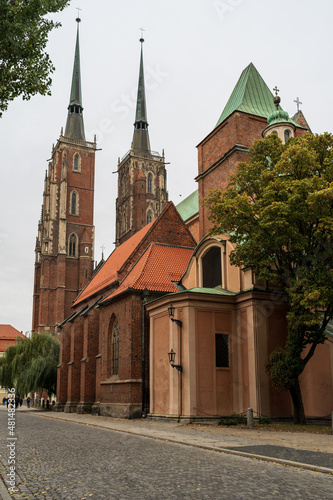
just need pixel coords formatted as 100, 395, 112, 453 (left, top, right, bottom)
102, 243, 194, 303
74, 220, 155, 305
0, 325, 25, 340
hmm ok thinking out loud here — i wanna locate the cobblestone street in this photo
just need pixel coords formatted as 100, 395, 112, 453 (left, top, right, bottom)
0, 409, 332, 499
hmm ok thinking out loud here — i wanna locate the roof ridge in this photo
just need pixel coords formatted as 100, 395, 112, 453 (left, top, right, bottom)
128, 242, 155, 289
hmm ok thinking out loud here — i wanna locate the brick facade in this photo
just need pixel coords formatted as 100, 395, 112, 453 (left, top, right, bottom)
32, 135, 96, 333
196, 111, 309, 239
56, 203, 196, 418
55, 62, 313, 419
116, 150, 168, 246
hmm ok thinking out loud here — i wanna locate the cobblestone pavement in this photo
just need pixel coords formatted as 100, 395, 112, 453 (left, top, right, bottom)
0, 410, 333, 499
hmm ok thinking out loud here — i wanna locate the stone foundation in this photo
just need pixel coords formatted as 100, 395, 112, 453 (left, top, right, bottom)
53, 402, 65, 412
64, 402, 79, 413
76, 402, 94, 414
99, 403, 141, 419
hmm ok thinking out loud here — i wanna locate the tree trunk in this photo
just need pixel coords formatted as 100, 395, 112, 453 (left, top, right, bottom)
289, 377, 306, 424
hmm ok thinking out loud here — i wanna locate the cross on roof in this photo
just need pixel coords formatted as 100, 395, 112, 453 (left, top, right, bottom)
294, 96, 302, 112
76, 6, 82, 20
273, 86, 279, 96
139, 27, 145, 42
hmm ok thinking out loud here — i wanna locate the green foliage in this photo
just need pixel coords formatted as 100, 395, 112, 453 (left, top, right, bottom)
258, 417, 271, 425
218, 413, 246, 426
0, 0, 70, 116
0, 331, 60, 396
206, 133, 333, 423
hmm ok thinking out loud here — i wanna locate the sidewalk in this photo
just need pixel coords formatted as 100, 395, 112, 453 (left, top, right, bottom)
12, 406, 333, 475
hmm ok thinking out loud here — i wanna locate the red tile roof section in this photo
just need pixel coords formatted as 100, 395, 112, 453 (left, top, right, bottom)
102, 243, 193, 302
74, 220, 155, 305
0, 325, 25, 340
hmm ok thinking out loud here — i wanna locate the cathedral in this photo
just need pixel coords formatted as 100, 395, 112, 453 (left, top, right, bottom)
33, 20, 333, 420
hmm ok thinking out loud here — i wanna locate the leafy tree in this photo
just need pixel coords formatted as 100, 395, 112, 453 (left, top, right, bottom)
0, 0, 70, 117
205, 133, 333, 424
0, 331, 59, 396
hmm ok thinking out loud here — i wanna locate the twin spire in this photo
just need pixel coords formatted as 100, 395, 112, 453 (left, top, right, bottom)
65, 17, 85, 140
132, 37, 151, 152
64, 20, 150, 153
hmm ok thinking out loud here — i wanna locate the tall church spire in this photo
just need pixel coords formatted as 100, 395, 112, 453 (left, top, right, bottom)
64, 17, 85, 140
132, 37, 151, 152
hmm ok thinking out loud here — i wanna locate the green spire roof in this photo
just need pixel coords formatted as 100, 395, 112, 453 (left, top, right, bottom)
132, 38, 151, 152
135, 40, 147, 124
215, 63, 278, 128
65, 18, 85, 140
69, 21, 82, 107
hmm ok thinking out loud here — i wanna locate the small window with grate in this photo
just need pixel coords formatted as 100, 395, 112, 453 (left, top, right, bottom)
215, 333, 229, 368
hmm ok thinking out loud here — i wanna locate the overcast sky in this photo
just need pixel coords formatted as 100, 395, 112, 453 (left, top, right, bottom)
1, 0, 332, 334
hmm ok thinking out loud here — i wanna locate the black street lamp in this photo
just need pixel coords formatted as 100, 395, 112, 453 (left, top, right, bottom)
168, 303, 182, 327
168, 348, 182, 372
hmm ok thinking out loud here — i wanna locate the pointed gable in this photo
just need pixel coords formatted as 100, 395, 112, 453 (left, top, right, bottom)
102, 243, 194, 302
74, 202, 196, 306
291, 110, 311, 133
215, 63, 277, 128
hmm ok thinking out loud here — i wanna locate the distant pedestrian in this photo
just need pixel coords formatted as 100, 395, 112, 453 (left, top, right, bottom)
2, 396, 6, 405
26, 397, 31, 408
15, 395, 19, 408
19, 397, 23, 407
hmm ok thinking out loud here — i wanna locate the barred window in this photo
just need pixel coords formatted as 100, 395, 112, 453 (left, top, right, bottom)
215, 334, 229, 368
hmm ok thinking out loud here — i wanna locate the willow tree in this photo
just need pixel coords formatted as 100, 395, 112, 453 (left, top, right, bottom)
0, 0, 70, 116
205, 133, 333, 424
0, 331, 59, 396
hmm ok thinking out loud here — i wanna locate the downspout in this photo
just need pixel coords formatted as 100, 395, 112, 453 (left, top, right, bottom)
141, 289, 149, 416
179, 321, 182, 422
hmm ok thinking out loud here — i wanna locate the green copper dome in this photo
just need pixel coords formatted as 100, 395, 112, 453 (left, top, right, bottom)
267, 109, 293, 126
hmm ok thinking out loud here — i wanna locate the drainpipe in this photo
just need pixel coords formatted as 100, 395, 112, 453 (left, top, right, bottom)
141, 289, 149, 416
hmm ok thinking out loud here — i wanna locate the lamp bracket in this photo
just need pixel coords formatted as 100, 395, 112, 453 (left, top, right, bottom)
171, 318, 182, 327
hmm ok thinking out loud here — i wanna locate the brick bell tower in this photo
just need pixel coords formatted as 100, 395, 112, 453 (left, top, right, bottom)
115, 37, 168, 247
32, 17, 96, 333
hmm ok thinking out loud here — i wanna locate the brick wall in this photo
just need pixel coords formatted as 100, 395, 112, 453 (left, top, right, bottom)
33, 138, 96, 332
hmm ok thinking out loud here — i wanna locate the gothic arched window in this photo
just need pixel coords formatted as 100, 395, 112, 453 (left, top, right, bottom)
111, 320, 119, 376
73, 153, 80, 172
284, 129, 291, 143
146, 210, 153, 224
68, 233, 78, 257
147, 172, 153, 194
70, 191, 78, 215
202, 246, 222, 288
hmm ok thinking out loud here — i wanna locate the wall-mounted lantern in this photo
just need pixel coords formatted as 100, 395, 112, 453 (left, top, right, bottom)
168, 348, 182, 372
168, 303, 182, 327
